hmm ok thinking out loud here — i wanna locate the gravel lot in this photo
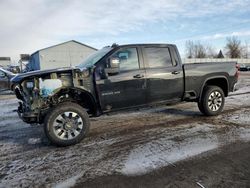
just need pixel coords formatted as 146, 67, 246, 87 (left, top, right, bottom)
0, 72, 250, 188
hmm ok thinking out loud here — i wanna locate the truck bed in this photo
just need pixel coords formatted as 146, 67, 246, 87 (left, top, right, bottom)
183, 61, 237, 100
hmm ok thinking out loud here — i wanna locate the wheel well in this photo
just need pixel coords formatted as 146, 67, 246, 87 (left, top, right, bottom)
52, 88, 98, 116
204, 78, 228, 97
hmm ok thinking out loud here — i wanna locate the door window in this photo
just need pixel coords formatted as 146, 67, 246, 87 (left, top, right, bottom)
144, 47, 173, 68
110, 48, 139, 71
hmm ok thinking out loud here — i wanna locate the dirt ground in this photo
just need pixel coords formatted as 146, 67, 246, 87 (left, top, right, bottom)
0, 72, 250, 188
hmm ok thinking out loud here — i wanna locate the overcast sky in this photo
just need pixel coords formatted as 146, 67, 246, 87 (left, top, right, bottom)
1, 0, 250, 61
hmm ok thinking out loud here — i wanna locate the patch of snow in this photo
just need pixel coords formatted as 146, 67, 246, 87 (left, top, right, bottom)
230, 114, 250, 124
122, 137, 218, 175
233, 84, 250, 95
53, 173, 83, 188
121, 119, 250, 176
224, 109, 250, 125
28, 138, 41, 145
121, 124, 218, 175
239, 128, 250, 141
226, 93, 250, 106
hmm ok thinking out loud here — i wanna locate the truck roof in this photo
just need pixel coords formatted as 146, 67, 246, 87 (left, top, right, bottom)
109, 43, 176, 48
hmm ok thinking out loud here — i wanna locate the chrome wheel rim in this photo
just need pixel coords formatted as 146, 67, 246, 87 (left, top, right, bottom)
52, 111, 83, 140
208, 91, 222, 111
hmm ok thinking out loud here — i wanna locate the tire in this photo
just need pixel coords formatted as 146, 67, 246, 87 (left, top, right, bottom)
198, 85, 225, 116
44, 102, 90, 146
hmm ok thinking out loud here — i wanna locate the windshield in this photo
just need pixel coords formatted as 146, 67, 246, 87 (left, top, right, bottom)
77, 47, 112, 68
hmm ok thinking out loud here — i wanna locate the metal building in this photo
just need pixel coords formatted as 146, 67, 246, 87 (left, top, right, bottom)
27, 40, 97, 71
0, 57, 11, 68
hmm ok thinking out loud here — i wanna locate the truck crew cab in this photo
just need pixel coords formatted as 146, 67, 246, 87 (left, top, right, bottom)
11, 44, 239, 146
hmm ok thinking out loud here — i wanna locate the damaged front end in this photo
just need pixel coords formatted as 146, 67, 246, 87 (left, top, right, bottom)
14, 79, 42, 123
11, 67, 94, 124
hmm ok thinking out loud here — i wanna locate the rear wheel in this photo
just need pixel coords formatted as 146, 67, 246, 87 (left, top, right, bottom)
44, 102, 90, 146
198, 85, 225, 116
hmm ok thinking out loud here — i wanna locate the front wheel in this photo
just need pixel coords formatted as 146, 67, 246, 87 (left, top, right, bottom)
198, 85, 225, 116
44, 102, 90, 146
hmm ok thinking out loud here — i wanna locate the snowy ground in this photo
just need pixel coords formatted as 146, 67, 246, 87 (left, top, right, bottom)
0, 72, 250, 188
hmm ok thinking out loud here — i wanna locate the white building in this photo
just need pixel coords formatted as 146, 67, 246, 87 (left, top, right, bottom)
0, 57, 11, 67
27, 40, 97, 71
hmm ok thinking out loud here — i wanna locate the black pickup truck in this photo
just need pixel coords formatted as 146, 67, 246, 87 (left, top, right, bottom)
11, 44, 239, 146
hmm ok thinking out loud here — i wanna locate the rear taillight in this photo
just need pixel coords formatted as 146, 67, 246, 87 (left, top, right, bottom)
235, 63, 240, 80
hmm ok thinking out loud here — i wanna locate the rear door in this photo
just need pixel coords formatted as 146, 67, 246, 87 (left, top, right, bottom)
142, 45, 184, 104
95, 46, 147, 111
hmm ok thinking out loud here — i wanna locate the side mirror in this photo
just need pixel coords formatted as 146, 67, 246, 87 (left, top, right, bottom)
110, 58, 120, 68
105, 58, 120, 75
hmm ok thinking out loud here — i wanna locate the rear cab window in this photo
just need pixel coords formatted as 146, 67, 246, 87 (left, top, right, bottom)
143, 47, 176, 68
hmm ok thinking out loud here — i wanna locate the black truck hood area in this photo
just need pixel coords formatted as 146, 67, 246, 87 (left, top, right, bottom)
11, 67, 76, 83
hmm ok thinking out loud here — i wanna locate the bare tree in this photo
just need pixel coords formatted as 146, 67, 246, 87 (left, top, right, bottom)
242, 41, 249, 58
194, 42, 206, 58
185, 40, 194, 58
225, 37, 243, 58
185, 40, 216, 58
206, 45, 216, 58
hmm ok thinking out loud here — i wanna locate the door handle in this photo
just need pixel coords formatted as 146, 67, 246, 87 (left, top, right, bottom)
171, 71, 180, 75
133, 74, 144, 79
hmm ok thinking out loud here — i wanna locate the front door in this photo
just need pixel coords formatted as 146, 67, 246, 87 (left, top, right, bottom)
95, 47, 147, 111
